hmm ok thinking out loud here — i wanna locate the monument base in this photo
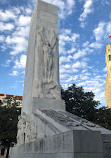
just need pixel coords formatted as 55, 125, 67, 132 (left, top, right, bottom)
11, 109, 111, 158
11, 130, 104, 158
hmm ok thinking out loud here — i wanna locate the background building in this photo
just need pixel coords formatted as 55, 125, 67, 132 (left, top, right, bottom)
105, 44, 111, 108
0, 93, 22, 108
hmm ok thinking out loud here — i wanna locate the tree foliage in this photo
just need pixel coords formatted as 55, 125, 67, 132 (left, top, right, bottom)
0, 106, 21, 148
61, 84, 100, 121
61, 84, 111, 130
95, 107, 111, 130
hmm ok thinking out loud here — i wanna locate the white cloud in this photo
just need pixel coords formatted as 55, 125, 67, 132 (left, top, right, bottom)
59, 32, 79, 42
79, 0, 93, 27
60, 73, 70, 79
17, 15, 31, 26
89, 42, 103, 49
65, 76, 74, 82
71, 34, 80, 42
67, 48, 76, 54
64, 29, 71, 34
103, 67, 107, 72
0, 10, 17, 21
82, 41, 89, 47
75, 71, 106, 104
91, 20, 111, 51
12, 26, 30, 38
14, 55, 27, 69
59, 29, 80, 55
9, 70, 19, 76
73, 47, 93, 60
0, 35, 5, 42
6, 36, 28, 55
0, 22, 14, 31
0, 8, 32, 56
6, 36, 25, 44
82, 57, 89, 62
93, 22, 105, 41
106, 22, 111, 34
61, 84, 69, 89
5, 59, 12, 67
25, 8, 32, 14
59, 34, 71, 42
72, 61, 87, 68
73, 50, 86, 60
42, 0, 75, 19
59, 56, 71, 64
60, 64, 78, 74
66, 0, 75, 15
1, 45, 7, 51
11, 7, 21, 15
64, 75, 78, 83
64, 64, 71, 69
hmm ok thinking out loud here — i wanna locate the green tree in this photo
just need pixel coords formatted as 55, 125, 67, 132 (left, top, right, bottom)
0, 100, 3, 106
61, 84, 100, 122
0, 106, 21, 157
95, 107, 111, 130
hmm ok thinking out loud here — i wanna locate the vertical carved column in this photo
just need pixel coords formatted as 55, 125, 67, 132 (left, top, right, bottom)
32, 27, 61, 100
22, 0, 61, 114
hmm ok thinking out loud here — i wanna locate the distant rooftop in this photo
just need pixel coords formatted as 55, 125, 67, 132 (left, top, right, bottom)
0, 94, 22, 99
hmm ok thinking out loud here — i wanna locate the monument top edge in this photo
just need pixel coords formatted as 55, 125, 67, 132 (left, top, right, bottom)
37, 0, 58, 9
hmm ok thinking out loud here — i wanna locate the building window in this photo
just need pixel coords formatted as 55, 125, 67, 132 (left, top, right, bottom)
109, 55, 111, 61
16, 102, 20, 106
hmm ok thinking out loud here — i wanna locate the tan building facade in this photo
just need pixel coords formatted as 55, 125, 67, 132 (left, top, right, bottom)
0, 93, 22, 108
105, 44, 111, 108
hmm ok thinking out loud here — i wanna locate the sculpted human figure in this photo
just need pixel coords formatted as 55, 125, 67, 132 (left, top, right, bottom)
32, 27, 61, 100
43, 42, 53, 82
33, 27, 45, 98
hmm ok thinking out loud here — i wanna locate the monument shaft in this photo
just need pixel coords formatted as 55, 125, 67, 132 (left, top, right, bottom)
22, 0, 61, 114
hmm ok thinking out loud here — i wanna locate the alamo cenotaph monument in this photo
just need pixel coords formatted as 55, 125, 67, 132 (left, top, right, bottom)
11, 0, 111, 158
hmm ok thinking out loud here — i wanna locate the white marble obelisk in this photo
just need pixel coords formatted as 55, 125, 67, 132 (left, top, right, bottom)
22, 0, 65, 114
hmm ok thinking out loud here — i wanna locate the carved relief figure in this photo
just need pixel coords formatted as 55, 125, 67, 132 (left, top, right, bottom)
43, 42, 53, 82
17, 113, 37, 145
33, 27, 61, 100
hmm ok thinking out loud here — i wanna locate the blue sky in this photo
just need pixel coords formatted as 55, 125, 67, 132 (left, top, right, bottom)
0, 0, 111, 107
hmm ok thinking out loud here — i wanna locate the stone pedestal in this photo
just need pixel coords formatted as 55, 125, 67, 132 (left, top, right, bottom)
102, 134, 111, 158
11, 130, 104, 158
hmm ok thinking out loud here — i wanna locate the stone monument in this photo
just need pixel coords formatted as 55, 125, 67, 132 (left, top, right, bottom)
22, 0, 65, 115
11, 0, 111, 158
105, 44, 111, 108
17, 0, 65, 145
